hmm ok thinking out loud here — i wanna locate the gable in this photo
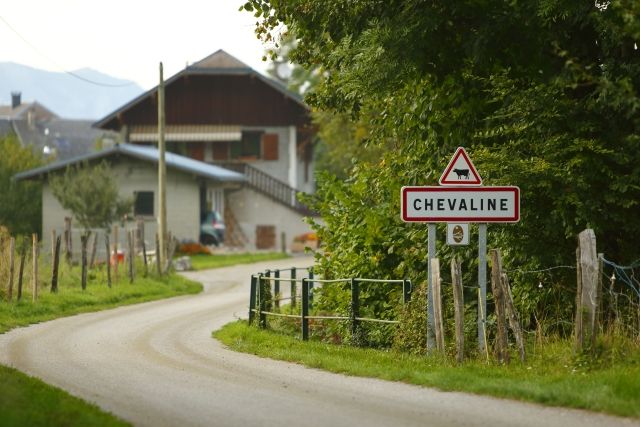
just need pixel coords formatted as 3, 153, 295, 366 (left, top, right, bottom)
99, 73, 309, 131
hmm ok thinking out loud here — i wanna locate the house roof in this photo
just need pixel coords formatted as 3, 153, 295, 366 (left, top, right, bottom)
14, 143, 246, 183
0, 101, 58, 120
93, 49, 307, 129
12, 118, 117, 160
191, 49, 251, 69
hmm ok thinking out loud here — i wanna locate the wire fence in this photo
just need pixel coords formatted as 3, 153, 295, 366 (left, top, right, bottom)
249, 244, 640, 350
601, 257, 640, 339
248, 267, 412, 341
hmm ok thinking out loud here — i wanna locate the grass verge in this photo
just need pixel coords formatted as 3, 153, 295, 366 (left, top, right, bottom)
0, 273, 201, 334
0, 364, 128, 427
188, 252, 290, 270
214, 320, 640, 419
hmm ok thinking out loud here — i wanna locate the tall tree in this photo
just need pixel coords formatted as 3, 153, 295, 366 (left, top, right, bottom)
0, 135, 43, 235
246, 0, 640, 331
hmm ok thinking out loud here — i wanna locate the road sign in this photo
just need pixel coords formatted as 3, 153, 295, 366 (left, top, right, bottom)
439, 147, 482, 186
401, 186, 520, 223
447, 223, 469, 245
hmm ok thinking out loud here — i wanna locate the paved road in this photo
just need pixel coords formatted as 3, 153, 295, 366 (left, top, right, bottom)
1, 257, 637, 427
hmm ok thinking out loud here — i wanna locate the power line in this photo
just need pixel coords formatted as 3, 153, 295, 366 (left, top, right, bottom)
0, 14, 134, 88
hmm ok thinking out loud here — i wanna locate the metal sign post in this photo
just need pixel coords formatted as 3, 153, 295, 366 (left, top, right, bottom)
478, 223, 487, 353
427, 223, 436, 351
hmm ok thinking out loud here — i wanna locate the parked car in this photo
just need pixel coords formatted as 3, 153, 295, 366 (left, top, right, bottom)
200, 211, 225, 246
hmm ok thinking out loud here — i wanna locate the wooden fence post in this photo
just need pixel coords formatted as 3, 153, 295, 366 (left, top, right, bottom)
350, 278, 361, 345
301, 278, 309, 341
142, 236, 148, 277
155, 233, 161, 276
64, 217, 72, 264
51, 236, 61, 293
163, 234, 177, 275
32, 233, 38, 302
51, 230, 58, 293
7, 237, 15, 302
105, 233, 111, 288
501, 272, 526, 362
249, 275, 257, 324
575, 229, 598, 352
490, 249, 509, 364
17, 243, 25, 301
431, 258, 445, 353
113, 225, 119, 281
451, 257, 464, 363
81, 232, 89, 290
128, 230, 135, 284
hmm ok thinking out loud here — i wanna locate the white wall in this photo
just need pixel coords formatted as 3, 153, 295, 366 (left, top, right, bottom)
42, 159, 202, 258
226, 186, 314, 251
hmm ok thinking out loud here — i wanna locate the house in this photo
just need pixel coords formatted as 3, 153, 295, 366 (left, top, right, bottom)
15, 143, 245, 255
94, 50, 317, 250
0, 91, 118, 160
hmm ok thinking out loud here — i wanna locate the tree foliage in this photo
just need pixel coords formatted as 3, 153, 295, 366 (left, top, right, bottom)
248, 1, 640, 336
50, 161, 131, 231
0, 135, 43, 236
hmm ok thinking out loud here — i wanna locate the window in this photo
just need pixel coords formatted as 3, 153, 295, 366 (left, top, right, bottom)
134, 191, 154, 216
231, 131, 262, 160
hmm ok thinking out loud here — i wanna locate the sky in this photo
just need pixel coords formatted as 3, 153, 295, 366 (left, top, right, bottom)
0, 0, 273, 89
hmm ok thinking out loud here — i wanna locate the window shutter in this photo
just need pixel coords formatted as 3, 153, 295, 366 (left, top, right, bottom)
212, 142, 229, 160
262, 133, 279, 161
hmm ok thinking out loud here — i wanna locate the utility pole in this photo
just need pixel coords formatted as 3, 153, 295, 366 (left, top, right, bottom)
158, 62, 167, 273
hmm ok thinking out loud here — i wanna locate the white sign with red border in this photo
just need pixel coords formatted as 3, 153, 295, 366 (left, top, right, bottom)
401, 186, 520, 223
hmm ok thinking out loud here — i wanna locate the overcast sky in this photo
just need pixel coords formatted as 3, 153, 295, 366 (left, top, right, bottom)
0, 0, 272, 89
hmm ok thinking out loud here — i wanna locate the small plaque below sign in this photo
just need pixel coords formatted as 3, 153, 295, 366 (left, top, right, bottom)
447, 223, 469, 246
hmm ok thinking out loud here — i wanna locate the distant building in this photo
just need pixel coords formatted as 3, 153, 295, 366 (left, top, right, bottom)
0, 91, 118, 160
94, 50, 317, 250
15, 143, 245, 257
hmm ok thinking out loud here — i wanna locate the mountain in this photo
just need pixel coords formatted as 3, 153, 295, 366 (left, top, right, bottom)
0, 62, 144, 120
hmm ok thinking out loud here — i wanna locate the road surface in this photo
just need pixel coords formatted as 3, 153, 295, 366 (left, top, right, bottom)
0, 257, 637, 427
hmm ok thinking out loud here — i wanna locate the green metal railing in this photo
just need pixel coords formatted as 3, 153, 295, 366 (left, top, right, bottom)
248, 267, 412, 341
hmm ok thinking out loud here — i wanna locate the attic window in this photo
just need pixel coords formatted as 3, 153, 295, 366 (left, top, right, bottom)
134, 191, 154, 217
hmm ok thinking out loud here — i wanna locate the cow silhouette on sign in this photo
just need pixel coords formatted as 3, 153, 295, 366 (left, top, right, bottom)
453, 168, 470, 179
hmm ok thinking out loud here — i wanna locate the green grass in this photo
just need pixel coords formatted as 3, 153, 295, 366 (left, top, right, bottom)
0, 271, 201, 334
0, 364, 129, 427
215, 321, 640, 419
188, 252, 290, 270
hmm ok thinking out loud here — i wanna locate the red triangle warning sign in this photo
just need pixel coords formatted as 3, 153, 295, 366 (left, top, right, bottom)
439, 147, 482, 186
